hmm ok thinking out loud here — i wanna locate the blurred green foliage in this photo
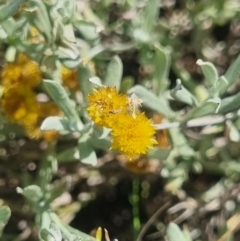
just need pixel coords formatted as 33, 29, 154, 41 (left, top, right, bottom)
1, 0, 240, 240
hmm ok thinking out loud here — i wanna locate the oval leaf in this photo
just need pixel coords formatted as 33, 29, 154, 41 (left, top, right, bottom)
78, 141, 97, 166
21, 185, 43, 202
170, 79, 198, 106
104, 55, 123, 91
128, 85, 174, 118
197, 59, 218, 87
167, 223, 188, 241
43, 79, 83, 130
0, 206, 11, 237
0, 0, 28, 23
40, 116, 70, 131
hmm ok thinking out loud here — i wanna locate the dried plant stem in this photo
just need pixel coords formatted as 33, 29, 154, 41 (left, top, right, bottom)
136, 201, 171, 241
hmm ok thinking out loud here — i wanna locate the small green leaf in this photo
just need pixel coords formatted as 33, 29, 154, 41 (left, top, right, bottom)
62, 24, 76, 43
153, 44, 170, 94
220, 53, 240, 94
18, 185, 43, 202
78, 141, 98, 165
0, 25, 7, 39
0, 206, 11, 238
14, 41, 47, 63
184, 97, 221, 121
89, 137, 111, 150
227, 121, 240, 142
43, 79, 83, 130
219, 92, 240, 114
57, 43, 79, 68
57, 147, 79, 163
77, 64, 96, 101
215, 75, 228, 95
120, 77, 134, 94
25, 0, 52, 43
197, 59, 218, 87
132, 28, 150, 43
128, 85, 174, 118
89, 76, 102, 87
74, 20, 99, 41
104, 56, 123, 91
0, 0, 28, 23
40, 228, 56, 241
183, 227, 192, 241
77, 64, 94, 100
57, 41, 81, 69
49, 223, 62, 241
54, 0, 75, 23
147, 147, 171, 160
170, 79, 198, 106
92, 126, 111, 139
1, 17, 16, 37
167, 223, 188, 241
169, 128, 195, 158
40, 117, 70, 131
141, 0, 159, 33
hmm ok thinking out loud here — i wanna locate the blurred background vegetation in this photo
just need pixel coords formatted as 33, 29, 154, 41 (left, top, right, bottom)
1, 0, 240, 241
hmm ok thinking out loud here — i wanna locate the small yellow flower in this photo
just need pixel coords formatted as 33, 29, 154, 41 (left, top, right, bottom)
1, 53, 41, 88
110, 113, 157, 159
87, 86, 129, 128
1, 86, 38, 122
1, 85, 61, 140
61, 66, 79, 90
1, 65, 22, 87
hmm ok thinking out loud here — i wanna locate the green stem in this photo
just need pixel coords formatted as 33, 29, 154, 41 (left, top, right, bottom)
131, 177, 141, 239
37, 141, 57, 196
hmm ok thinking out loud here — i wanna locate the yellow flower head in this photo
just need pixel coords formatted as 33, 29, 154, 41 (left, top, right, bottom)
110, 113, 157, 159
87, 86, 129, 128
1, 86, 38, 122
61, 66, 79, 90
1, 53, 41, 88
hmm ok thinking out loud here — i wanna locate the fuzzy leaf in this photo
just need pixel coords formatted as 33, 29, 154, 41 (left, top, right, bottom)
0, 206, 11, 238
128, 85, 174, 118
49, 223, 62, 241
171, 79, 198, 106
25, 0, 52, 43
169, 128, 195, 158
43, 79, 83, 130
0, 0, 28, 23
120, 77, 134, 94
220, 53, 240, 94
57, 41, 81, 69
219, 92, 240, 114
40, 117, 70, 131
57, 147, 79, 163
18, 185, 43, 202
167, 223, 188, 241
197, 59, 218, 87
40, 228, 56, 241
78, 141, 97, 166
104, 56, 123, 91
77, 64, 94, 100
74, 20, 99, 41
154, 44, 170, 94
184, 97, 221, 121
